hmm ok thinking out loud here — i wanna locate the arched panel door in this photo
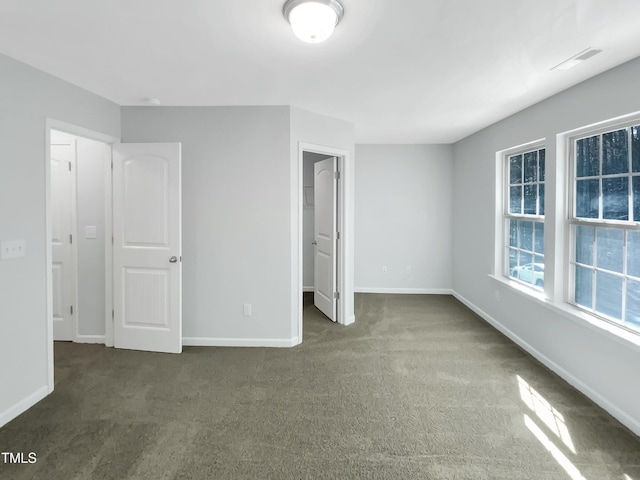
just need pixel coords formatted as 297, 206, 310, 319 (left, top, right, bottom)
314, 157, 337, 322
112, 143, 182, 353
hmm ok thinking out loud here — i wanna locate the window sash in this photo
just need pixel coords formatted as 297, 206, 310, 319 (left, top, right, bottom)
568, 234, 640, 333
504, 217, 545, 289
571, 125, 640, 224
506, 148, 546, 217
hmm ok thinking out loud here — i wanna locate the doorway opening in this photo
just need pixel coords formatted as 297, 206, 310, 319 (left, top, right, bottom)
297, 142, 353, 342
45, 120, 117, 391
48, 128, 114, 345
302, 152, 338, 322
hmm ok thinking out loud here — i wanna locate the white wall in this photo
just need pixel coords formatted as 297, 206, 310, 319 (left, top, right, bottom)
302, 151, 332, 290
0, 53, 120, 427
121, 106, 294, 346
76, 137, 110, 338
355, 144, 453, 293
452, 56, 640, 435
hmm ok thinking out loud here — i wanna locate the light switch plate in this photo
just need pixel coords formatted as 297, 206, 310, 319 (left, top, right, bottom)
1, 240, 26, 260
85, 226, 97, 239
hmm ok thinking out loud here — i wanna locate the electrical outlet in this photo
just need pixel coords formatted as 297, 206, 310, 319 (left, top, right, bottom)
382, 266, 387, 273
1, 240, 26, 260
243, 303, 252, 317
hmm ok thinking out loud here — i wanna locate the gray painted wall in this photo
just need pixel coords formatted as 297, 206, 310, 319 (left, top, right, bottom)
355, 144, 453, 292
121, 106, 294, 343
452, 56, 640, 435
0, 53, 120, 426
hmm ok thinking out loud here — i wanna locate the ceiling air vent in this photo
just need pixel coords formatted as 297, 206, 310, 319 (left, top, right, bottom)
551, 48, 603, 71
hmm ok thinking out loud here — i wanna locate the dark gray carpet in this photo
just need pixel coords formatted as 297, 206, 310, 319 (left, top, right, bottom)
1, 293, 639, 479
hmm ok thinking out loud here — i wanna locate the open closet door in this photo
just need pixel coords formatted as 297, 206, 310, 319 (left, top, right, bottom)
112, 143, 182, 353
314, 157, 338, 322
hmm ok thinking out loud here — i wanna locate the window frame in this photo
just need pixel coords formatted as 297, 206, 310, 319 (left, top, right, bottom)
566, 117, 640, 334
501, 140, 546, 290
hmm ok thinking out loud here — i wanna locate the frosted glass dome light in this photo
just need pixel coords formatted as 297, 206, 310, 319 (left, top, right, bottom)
283, 0, 344, 44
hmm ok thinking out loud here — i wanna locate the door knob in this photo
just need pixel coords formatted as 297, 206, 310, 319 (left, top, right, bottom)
312, 241, 317, 245
169, 256, 178, 263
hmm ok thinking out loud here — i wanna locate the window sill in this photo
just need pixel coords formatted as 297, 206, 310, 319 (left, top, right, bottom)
488, 274, 640, 354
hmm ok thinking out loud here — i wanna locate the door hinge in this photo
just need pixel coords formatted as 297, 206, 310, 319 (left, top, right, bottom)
336, 231, 340, 240
334, 292, 340, 300
112, 236, 114, 245
69, 234, 73, 244
68, 162, 72, 172
112, 310, 114, 321
334, 171, 340, 180
70, 305, 73, 315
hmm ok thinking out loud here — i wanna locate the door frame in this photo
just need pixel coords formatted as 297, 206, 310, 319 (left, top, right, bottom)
297, 142, 354, 341
45, 118, 120, 392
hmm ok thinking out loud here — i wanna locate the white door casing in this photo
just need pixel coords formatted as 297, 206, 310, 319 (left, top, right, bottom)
112, 143, 182, 354
51, 142, 77, 341
314, 157, 338, 321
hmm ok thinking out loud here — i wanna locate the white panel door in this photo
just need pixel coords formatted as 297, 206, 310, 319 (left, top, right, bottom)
314, 157, 337, 321
51, 142, 76, 340
112, 143, 182, 354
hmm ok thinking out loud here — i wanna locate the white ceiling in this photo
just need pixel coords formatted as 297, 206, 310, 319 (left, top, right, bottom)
1, 0, 640, 143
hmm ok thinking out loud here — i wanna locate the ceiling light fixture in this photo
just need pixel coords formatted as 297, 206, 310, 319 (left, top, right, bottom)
551, 47, 603, 71
283, 0, 344, 44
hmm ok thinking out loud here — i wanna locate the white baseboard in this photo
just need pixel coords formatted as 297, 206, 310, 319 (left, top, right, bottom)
452, 290, 640, 437
182, 337, 300, 348
355, 287, 454, 295
74, 335, 106, 344
303, 286, 314, 292
0, 386, 49, 429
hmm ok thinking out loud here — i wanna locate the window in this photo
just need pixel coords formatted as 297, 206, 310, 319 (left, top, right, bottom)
505, 146, 546, 289
570, 124, 640, 332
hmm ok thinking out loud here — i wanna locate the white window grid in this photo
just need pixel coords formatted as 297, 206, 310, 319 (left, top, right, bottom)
568, 122, 640, 333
